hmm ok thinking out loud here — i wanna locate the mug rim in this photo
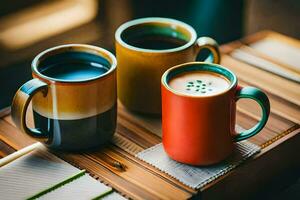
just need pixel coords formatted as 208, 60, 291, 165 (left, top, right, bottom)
115, 17, 197, 53
31, 44, 117, 84
161, 62, 238, 98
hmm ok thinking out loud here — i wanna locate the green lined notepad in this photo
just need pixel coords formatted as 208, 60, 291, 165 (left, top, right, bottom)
0, 147, 125, 200
38, 174, 113, 200
0, 150, 81, 199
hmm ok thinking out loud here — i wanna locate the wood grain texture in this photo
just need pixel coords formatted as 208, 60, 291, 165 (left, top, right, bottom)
0, 31, 299, 199
221, 55, 300, 106
0, 140, 15, 158
238, 79, 300, 124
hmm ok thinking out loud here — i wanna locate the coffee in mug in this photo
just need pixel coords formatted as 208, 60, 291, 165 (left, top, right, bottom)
161, 62, 270, 165
168, 71, 231, 96
11, 44, 117, 151
124, 32, 187, 50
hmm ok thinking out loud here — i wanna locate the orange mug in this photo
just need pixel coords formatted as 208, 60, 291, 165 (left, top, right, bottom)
161, 62, 270, 165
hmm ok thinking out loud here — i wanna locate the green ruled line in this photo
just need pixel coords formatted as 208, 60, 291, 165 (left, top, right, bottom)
26, 169, 86, 200
91, 188, 114, 200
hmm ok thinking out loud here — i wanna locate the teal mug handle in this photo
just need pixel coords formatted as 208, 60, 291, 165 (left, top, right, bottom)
233, 86, 270, 142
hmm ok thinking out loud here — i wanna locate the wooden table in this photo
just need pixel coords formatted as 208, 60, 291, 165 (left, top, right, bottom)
1, 31, 300, 199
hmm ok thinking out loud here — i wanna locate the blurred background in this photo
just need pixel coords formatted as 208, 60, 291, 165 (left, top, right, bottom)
1, 0, 300, 110
0, 0, 299, 199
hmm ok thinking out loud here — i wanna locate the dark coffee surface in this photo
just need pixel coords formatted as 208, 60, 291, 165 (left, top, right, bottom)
33, 104, 117, 150
37, 51, 111, 81
40, 61, 108, 81
126, 34, 187, 50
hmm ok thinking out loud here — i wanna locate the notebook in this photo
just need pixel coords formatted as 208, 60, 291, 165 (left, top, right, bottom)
0, 144, 125, 200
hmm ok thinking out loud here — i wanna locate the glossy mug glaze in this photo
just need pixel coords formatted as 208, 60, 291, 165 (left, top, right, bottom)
11, 44, 117, 151
115, 17, 221, 115
161, 62, 270, 165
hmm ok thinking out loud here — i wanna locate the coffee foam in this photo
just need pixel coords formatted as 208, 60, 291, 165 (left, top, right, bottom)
168, 71, 230, 96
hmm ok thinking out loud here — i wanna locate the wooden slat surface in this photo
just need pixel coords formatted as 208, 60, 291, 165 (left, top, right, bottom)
238, 79, 300, 124
222, 55, 300, 107
0, 140, 15, 158
0, 31, 300, 199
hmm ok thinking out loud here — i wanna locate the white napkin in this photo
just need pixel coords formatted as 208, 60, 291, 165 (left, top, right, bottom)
136, 141, 260, 189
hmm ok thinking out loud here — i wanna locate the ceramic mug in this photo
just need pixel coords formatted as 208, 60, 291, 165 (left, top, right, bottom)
115, 17, 220, 115
161, 62, 270, 165
11, 44, 117, 151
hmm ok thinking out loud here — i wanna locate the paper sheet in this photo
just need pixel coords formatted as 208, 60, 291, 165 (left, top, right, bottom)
39, 174, 112, 200
0, 151, 80, 200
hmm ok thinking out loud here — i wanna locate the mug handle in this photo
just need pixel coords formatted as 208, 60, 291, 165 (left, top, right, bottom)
195, 37, 221, 64
11, 78, 49, 142
233, 86, 270, 142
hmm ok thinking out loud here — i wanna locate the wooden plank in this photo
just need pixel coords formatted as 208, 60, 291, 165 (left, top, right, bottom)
57, 152, 155, 200
86, 148, 194, 199
57, 150, 193, 200
220, 31, 281, 55
116, 120, 158, 149
0, 119, 35, 150
110, 144, 196, 194
220, 40, 243, 54
236, 111, 277, 146
0, 107, 10, 118
0, 140, 15, 158
118, 103, 163, 136
116, 123, 150, 149
221, 54, 300, 107
118, 111, 161, 145
237, 79, 300, 125
112, 134, 144, 155
3, 115, 13, 126
237, 99, 295, 134
237, 44, 300, 75
242, 31, 300, 49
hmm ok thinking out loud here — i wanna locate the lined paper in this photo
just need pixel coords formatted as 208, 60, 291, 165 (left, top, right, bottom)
0, 151, 80, 200
102, 192, 127, 200
38, 174, 112, 200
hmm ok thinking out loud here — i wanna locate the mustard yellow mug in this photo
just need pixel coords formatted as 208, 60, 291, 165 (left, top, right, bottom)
115, 17, 220, 114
